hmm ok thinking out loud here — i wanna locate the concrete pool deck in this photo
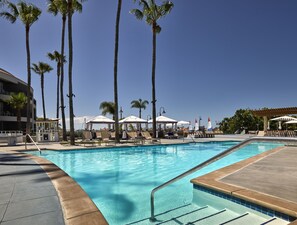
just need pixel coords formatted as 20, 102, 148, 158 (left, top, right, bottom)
1, 135, 297, 224
191, 145, 297, 224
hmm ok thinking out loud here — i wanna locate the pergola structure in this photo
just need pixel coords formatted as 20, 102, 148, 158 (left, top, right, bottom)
252, 107, 297, 131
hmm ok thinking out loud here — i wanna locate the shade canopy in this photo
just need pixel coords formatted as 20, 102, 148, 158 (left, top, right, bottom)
285, 120, 297, 124
119, 115, 147, 124
148, 115, 177, 123
177, 120, 190, 126
270, 116, 297, 121
86, 115, 115, 124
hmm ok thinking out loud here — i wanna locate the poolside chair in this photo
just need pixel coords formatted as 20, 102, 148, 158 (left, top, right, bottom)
127, 131, 144, 145
101, 130, 115, 146
257, 131, 265, 137
141, 131, 160, 144
80, 130, 97, 146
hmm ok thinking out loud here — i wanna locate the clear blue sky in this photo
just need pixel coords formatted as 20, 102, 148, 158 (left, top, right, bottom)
1, 0, 297, 128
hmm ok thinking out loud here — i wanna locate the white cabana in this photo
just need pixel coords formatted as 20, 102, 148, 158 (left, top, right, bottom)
148, 116, 178, 131
119, 115, 147, 131
194, 119, 199, 131
86, 115, 115, 130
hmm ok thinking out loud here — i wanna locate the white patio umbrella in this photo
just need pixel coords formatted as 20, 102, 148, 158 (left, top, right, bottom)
270, 116, 297, 130
285, 120, 297, 124
194, 119, 199, 131
207, 117, 212, 131
177, 120, 190, 126
270, 116, 297, 121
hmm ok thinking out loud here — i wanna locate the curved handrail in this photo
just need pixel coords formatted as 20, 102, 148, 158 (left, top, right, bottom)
149, 137, 283, 221
25, 134, 41, 154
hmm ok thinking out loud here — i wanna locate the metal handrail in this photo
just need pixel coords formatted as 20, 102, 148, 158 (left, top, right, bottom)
149, 137, 263, 221
25, 134, 41, 154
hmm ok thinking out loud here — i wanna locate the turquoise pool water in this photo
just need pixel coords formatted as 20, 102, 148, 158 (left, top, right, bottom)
27, 141, 283, 224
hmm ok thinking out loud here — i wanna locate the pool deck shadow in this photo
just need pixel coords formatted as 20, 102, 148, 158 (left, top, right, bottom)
0, 150, 108, 225
191, 146, 297, 224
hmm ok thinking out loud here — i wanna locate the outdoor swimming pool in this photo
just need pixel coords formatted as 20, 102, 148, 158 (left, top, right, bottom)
28, 141, 283, 224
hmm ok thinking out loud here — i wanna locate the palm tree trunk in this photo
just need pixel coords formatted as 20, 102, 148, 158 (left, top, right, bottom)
139, 108, 141, 118
113, 0, 122, 143
60, 15, 67, 141
41, 74, 46, 120
152, 24, 157, 138
25, 25, 31, 135
17, 109, 21, 131
68, 0, 75, 145
56, 63, 60, 119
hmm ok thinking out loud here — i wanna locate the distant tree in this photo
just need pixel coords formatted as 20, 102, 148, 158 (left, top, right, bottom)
32, 62, 53, 120
100, 101, 115, 120
131, 98, 149, 118
0, 1, 41, 134
48, 50, 66, 119
6, 92, 27, 131
130, 0, 174, 138
219, 109, 263, 134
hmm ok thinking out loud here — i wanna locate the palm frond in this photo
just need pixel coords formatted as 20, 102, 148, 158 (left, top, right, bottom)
0, 11, 16, 23
159, 1, 174, 17
47, 0, 58, 15
130, 8, 143, 20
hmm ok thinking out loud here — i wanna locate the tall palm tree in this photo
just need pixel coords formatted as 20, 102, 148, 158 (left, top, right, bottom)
67, 0, 85, 145
6, 92, 27, 131
130, 0, 174, 138
31, 62, 53, 120
100, 101, 115, 120
131, 98, 149, 118
0, 2, 41, 135
47, 0, 72, 141
113, 0, 122, 143
48, 50, 66, 120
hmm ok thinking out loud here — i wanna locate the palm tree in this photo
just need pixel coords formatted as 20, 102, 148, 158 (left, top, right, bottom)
6, 92, 27, 131
31, 62, 53, 120
67, 0, 85, 145
48, 50, 66, 120
113, 0, 122, 143
130, 0, 174, 138
0, 2, 41, 135
47, 0, 70, 141
131, 98, 149, 118
100, 101, 115, 120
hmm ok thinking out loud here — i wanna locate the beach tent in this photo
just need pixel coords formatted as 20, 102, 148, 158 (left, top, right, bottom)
285, 120, 297, 124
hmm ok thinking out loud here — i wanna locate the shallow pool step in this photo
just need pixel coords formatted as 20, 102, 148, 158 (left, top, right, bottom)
127, 204, 290, 225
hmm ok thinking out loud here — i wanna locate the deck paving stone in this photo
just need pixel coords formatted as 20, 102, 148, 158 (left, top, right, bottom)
1, 211, 65, 225
3, 196, 61, 221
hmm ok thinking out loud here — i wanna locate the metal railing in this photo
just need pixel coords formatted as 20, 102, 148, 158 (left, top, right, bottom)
25, 134, 41, 154
149, 137, 269, 221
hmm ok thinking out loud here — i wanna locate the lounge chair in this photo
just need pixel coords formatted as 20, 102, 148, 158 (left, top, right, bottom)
127, 131, 144, 145
101, 131, 115, 146
141, 131, 160, 144
257, 131, 265, 137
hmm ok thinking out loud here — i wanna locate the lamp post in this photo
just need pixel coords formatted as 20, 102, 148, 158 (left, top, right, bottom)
159, 107, 166, 116
119, 107, 123, 119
